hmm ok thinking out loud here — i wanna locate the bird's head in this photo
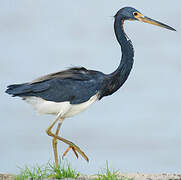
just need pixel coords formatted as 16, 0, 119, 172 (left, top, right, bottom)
115, 7, 176, 31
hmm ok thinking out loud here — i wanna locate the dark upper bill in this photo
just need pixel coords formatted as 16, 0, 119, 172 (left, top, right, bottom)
134, 12, 176, 31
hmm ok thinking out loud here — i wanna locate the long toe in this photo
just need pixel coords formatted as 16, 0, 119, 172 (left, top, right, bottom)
72, 147, 79, 159
73, 145, 89, 162
62, 146, 79, 159
62, 145, 89, 162
62, 146, 71, 159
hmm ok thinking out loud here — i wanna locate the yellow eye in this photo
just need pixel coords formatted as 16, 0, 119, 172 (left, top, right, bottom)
133, 12, 138, 16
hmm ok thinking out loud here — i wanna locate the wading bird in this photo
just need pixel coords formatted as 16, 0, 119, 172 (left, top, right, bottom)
6, 7, 175, 167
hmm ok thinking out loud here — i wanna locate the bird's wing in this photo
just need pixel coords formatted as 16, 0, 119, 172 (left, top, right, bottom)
6, 67, 104, 104
31, 67, 91, 83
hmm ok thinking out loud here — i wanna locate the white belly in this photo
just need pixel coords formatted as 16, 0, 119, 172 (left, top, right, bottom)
24, 94, 98, 118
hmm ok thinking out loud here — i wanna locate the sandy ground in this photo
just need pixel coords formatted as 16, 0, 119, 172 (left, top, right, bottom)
1, 173, 181, 180
117, 173, 181, 180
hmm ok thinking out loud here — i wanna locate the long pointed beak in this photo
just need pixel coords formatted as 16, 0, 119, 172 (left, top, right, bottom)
136, 15, 176, 31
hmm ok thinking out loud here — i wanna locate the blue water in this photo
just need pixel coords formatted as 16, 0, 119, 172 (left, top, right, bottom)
0, 0, 181, 174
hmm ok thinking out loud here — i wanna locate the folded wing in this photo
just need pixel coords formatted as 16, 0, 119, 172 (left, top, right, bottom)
6, 67, 104, 104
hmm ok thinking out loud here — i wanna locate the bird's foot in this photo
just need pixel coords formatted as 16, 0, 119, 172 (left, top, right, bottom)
62, 146, 78, 159
62, 143, 89, 162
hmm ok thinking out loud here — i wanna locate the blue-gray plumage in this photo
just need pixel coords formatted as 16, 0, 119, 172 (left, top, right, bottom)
7, 67, 105, 104
5, 7, 176, 166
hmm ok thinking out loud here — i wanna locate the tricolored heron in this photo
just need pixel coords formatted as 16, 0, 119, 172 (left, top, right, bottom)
6, 7, 175, 167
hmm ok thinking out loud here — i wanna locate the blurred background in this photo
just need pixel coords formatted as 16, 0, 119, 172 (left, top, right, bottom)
0, 0, 181, 174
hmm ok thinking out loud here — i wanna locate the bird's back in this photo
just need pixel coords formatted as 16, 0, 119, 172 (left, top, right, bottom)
6, 67, 105, 105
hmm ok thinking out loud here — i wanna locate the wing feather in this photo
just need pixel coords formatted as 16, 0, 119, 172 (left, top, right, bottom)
6, 67, 105, 104
31, 67, 90, 83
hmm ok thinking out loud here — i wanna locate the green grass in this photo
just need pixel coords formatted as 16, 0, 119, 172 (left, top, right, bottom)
15, 161, 79, 180
15, 161, 132, 180
15, 164, 48, 180
95, 161, 132, 180
48, 162, 80, 179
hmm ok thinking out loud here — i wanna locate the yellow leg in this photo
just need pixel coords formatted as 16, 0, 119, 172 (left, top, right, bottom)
52, 122, 61, 168
46, 115, 89, 162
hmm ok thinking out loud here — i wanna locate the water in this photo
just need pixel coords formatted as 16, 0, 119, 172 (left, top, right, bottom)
0, 0, 181, 174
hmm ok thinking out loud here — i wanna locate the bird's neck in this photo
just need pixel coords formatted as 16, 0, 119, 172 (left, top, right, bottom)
112, 18, 134, 79
101, 18, 134, 98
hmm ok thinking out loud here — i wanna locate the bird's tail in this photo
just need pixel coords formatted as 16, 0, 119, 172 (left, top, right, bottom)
5, 83, 31, 97
6, 82, 49, 97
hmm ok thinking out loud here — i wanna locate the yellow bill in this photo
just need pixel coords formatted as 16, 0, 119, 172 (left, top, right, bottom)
133, 12, 176, 31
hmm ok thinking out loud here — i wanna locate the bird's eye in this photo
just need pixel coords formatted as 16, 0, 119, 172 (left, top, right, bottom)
133, 12, 138, 16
